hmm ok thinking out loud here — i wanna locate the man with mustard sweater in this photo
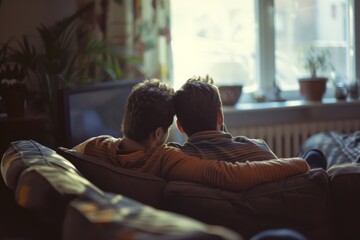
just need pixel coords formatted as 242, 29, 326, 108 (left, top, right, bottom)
73, 78, 309, 192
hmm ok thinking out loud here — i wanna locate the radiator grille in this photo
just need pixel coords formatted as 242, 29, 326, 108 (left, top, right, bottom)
229, 119, 360, 158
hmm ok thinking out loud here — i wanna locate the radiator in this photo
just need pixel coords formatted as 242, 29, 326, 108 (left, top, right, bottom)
229, 119, 360, 158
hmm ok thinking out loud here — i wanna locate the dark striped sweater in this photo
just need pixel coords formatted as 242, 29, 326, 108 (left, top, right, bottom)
168, 131, 277, 162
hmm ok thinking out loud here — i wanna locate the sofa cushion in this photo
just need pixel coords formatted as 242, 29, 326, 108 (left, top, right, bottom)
63, 190, 241, 240
327, 163, 360, 239
1, 140, 80, 190
57, 147, 167, 208
164, 168, 333, 240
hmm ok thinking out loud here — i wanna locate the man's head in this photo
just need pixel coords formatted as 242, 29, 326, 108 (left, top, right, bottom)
174, 75, 223, 137
121, 79, 175, 145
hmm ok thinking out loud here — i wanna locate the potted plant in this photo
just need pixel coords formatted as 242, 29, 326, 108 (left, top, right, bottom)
298, 46, 333, 101
0, 65, 27, 117
1, 2, 143, 145
0, 42, 27, 117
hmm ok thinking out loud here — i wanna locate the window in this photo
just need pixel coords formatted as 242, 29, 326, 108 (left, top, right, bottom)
170, 0, 257, 91
275, 0, 351, 90
170, 0, 354, 100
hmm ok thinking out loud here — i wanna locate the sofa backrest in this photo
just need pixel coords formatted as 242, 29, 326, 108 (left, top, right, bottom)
163, 168, 333, 240
57, 147, 167, 208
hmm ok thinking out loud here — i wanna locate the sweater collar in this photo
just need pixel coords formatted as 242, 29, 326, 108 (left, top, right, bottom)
187, 130, 232, 142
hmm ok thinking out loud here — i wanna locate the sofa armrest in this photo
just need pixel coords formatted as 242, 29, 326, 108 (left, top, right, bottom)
327, 163, 360, 239
1, 140, 79, 190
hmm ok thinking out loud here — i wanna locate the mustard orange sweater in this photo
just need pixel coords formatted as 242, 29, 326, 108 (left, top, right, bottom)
73, 135, 310, 192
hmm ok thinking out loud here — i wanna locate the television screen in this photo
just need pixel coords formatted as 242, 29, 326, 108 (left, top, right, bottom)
61, 79, 141, 148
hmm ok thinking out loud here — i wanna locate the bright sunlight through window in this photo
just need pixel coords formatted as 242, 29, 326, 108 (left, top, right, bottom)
170, 0, 353, 99
170, 0, 256, 91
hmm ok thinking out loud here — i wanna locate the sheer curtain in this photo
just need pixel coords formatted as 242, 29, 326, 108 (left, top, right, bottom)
76, 0, 172, 83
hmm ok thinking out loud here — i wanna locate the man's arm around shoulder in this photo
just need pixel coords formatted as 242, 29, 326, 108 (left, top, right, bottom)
160, 148, 310, 192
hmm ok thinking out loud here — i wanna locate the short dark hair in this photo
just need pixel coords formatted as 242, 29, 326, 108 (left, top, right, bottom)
121, 79, 175, 142
174, 75, 221, 136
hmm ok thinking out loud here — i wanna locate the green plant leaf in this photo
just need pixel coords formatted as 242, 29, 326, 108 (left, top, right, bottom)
303, 45, 333, 78
10, 36, 38, 72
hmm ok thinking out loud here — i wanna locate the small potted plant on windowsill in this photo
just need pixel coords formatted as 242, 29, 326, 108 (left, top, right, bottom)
298, 46, 333, 101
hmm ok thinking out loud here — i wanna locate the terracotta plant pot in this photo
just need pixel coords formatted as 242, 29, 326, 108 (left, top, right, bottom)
298, 77, 327, 101
218, 85, 243, 106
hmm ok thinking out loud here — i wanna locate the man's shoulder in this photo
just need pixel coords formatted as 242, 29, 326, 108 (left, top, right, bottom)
187, 131, 231, 142
233, 135, 265, 144
73, 135, 120, 153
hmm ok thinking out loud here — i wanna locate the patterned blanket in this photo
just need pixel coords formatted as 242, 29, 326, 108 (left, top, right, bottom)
299, 131, 360, 169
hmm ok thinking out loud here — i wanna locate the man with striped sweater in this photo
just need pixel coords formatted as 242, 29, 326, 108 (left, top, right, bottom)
170, 75, 326, 169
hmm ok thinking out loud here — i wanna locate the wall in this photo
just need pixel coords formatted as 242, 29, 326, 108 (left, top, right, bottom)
0, 0, 77, 48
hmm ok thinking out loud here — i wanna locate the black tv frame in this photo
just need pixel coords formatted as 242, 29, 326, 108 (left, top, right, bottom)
59, 79, 142, 148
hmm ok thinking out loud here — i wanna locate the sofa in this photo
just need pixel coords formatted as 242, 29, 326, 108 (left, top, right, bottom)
0, 140, 240, 240
57, 146, 334, 240
1, 140, 360, 240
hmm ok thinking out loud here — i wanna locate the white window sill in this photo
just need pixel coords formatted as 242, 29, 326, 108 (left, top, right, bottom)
169, 97, 360, 145
223, 98, 360, 127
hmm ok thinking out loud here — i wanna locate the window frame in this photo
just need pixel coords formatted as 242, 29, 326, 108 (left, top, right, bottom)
353, 0, 360, 81
256, 0, 275, 94
255, 0, 357, 101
